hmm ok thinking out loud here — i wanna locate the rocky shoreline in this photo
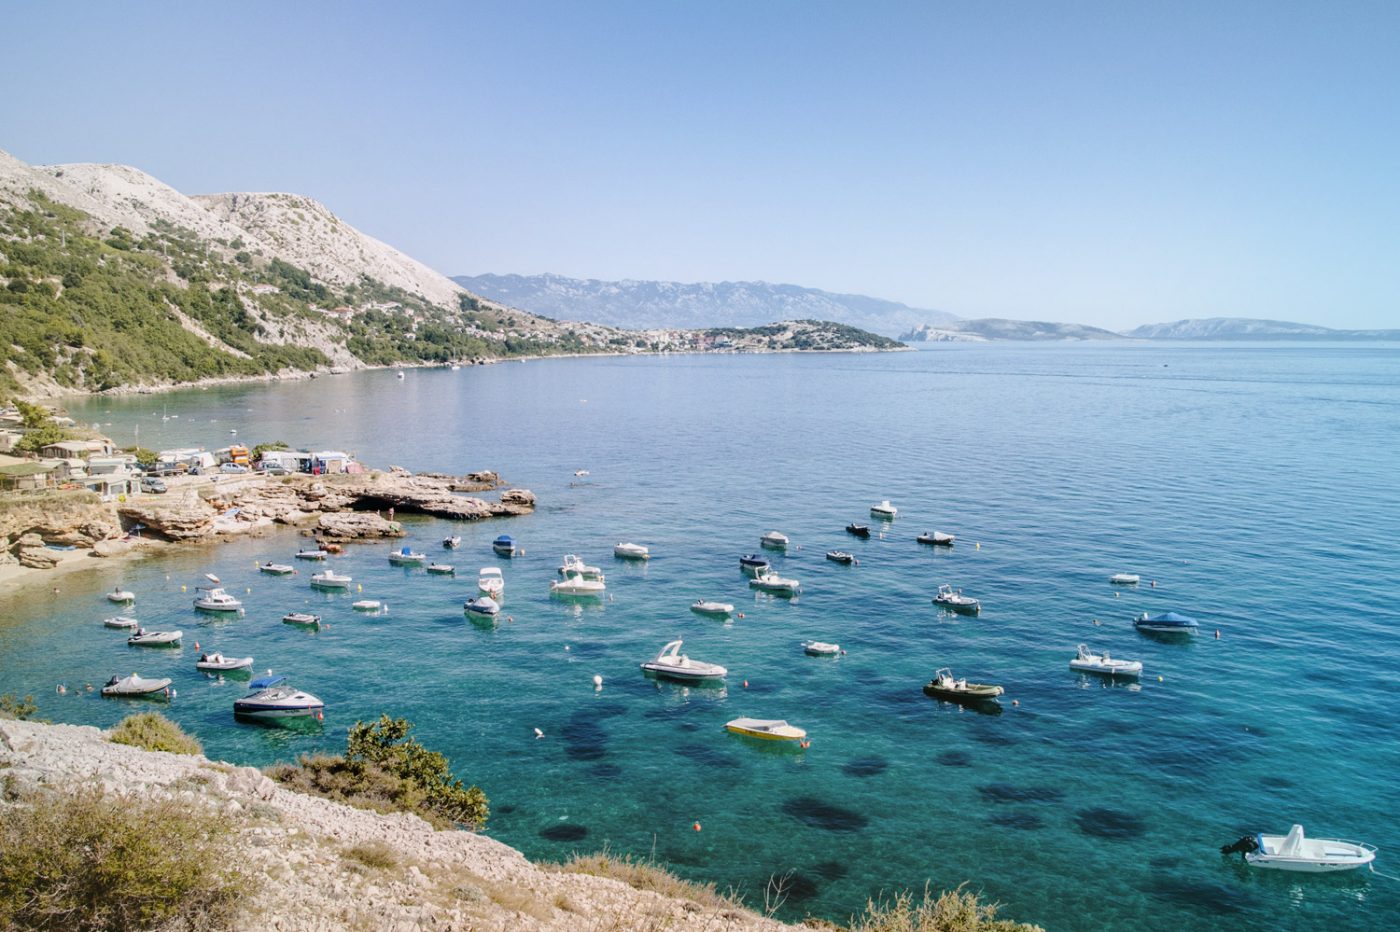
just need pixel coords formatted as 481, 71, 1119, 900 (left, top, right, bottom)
0, 718, 787, 931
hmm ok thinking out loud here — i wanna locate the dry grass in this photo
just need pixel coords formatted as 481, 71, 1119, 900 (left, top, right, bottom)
846, 884, 1044, 932
343, 840, 399, 871
555, 848, 746, 914
108, 711, 203, 756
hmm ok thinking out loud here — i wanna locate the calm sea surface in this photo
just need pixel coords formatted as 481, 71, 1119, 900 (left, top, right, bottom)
8, 343, 1399, 929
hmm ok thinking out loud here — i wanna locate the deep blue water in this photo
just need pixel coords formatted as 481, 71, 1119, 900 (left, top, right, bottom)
6, 343, 1399, 929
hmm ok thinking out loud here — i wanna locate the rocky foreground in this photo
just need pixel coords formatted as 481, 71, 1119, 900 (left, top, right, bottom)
0, 719, 787, 931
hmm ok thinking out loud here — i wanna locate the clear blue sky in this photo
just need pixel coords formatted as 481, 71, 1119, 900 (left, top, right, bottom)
3, 1, 1398, 329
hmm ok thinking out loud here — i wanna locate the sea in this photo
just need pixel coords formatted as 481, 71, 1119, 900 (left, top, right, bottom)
5, 342, 1398, 930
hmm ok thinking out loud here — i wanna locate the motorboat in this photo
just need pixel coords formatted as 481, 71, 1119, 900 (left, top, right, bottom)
387, 547, 427, 565
639, 639, 727, 682
725, 718, 807, 742
101, 673, 171, 697
739, 554, 771, 574
802, 640, 841, 656
551, 573, 605, 597
1069, 644, 1143, 677
558, 554, 604, 579
426, 563, 455, 575
1221, 825, 1377, 872
932, 584, 981, 615
759, 531, 789, 549
260, 562, 295, 575
477, 566, 505, 597
107, 587, 135, 603
870, 500, 898, 519
103, 616, 139, 630
691, 600, 735, 616
1110, 573, 1141, 585
282, 612, 321, 628
846, 523, 871, 539
464, 595, 500, 616
196, 652, 253, 672
749, 570, 801, 596
295, 549, 329, 561
396, 370, 405, 380
614, 542, 650, 560
1134, 611, 1199, 635
193, 586, 243, 612
352, 599, 383, 612
128, 629, 182, 647
917, 531, 955, 546
443, 535, 461, 549
923, 668, 1004, 704
826, 550, 857, 564
310, 571, 352, 589
492, 535, 518, 556
233, 675, 324, 721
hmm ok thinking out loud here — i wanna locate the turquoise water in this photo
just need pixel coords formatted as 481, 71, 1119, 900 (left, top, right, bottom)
7, 344, 1399, 928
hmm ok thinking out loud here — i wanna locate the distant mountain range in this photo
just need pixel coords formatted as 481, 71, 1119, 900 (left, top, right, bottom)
899, 320, 1125, 342
451, 273, 958, 336
1122, 318, 1400, 341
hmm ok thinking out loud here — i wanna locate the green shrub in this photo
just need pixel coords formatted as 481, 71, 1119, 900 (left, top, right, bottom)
0, 693, 39, 721
108, 712, 203, 756
267, 715, 488, 829
0, 786, 248, 930
343, 840, 398, 871
846, 884, 1043, 932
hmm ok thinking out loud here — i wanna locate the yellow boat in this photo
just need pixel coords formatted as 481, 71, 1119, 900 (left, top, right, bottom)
725, 717, 807, 742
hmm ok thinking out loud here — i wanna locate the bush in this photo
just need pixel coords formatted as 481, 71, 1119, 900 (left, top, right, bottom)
343, 840, 398, 871
108, 712, 203, 756
0, 693, 39, 721
267, 715, 488, 829
0, 786, 247, 930
846, 884, 1043, 932
557, 849, 741, 913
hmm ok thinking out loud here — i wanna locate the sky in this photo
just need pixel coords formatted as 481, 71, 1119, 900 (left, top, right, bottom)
2, 1, 1398, 330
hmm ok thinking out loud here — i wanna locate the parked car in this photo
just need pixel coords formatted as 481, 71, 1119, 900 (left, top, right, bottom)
140, 477, 167, 494
219, 463, 249, 474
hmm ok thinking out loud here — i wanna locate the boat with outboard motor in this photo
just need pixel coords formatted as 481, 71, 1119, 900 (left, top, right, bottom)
492, 535, 518, 556
846, 523, 871, 538
917, 531, 955, 546
477, 566, 505, 597
551, 573, 605, 597
101, 673, 172, 697
128, 628, 182, 647
443, 535, 461, 549
196, 652, 253, 673
725, 718, 807, 742
759, 531, 790, 550
295, 549, 328, 561
826, 550, 857, 564
750, 570, 801, 596
260, 562, 296, 575
1069, 644, 1142, 677
640, 639, 727, 682
1110, 573, 1140, 585
352, 599, 384, 612
922, 667, 1004, 704
107, 587, 135, 603
193, 586, 243, 612
614, 542, 650, 560
103, 616, 139, 630
1221, 825, 1377, 873
426, 563, 455, 575
802, 640, 841, 656
464, 595, 500, 616
932, 584, 980, 615
281, 612, 321, 628
233, 674, 324, 721
739, 554, 770, 574
691, 599, 735, 616
870, 500, 897, 519
387, 547, 426, 566
559, 554, 604, 579
1134, 611, 1198, 635
310, 571, 352, 589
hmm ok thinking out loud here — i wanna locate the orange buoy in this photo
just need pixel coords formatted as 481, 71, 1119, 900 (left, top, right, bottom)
693, 821, 702, 832
743, 680, 749, 689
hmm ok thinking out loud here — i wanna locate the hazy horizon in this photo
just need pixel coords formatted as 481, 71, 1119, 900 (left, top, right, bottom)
3, 1, 1398, 331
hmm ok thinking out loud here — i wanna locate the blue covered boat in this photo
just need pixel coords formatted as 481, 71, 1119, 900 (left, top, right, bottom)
1134, 611, 1199, 635
492, 535, 517, 556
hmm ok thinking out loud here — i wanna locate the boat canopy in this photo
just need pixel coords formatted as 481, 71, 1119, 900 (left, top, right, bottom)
493, 535, 513, 545
249, 675, 287, 689
1146, 611, 1198, 624
400, 546, 413, 555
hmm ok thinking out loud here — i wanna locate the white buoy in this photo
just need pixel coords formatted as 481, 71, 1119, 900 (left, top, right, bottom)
592, 674, 603, 689
534, 727, 545, 739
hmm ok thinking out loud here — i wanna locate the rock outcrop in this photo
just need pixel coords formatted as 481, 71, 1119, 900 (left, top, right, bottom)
315, 512, 406, 541
0, 719, 787, 931
118, 498, 218, 540
15, 533, 61, 569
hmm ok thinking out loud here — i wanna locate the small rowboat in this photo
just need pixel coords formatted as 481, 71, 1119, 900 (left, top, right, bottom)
128, 629, 182, 647
1109, 573, 1140, 585
802, 640, 841, 656
922, 668, 1004, 704
826, 550, 857, 564
281, 612, 321, 628
691, 599, 735, 616
260, 562, 296, 575
916, 531, 954, 546
103, 616, 140, 630
725, 717, 807, 742
196, 652, 254, 672
101, 673, 171, 697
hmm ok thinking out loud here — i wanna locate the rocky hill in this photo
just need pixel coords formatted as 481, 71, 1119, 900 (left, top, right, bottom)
900, 319, 1126, 342
454, 273, 958, 337
1125, 317, 1400, 340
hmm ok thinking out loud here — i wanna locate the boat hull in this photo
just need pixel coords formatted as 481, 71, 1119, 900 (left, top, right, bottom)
934, 599, 980, 615
233, 703, 324, 720
640, 664, 726, 683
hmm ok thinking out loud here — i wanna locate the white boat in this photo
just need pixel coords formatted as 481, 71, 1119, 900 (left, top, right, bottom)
933, 583, 980, 615
294, 549, 329, 561
234, 675, 324, 721
802, 640, 841, 656
464, 595, 500, 616
396, 370, 405, 380
614, 542, 650, 560
387, 547, 427, 565
551, 573, 606, 597
1109, 573, 1141, 585
128, 629, 182, 647
477, 566, 505, 597
196, 652, 254, 672
1236, 825, 1378, 872
426, 563, 455, 575
103, 616, 140, 630
260, 562, 295, 575
870, 500, 898, 519
691, 600, 735, 616
1069, 644, 1143, 677
640, 639, 727, 682
281, 612, 321, 628
558, 554, 604, 579
443, 535, 461, 549
916, 531, 955, 546
352, 599, 383, 612
106, 587, 135, 603
759, 531, 789, 549
749, 570, 801, 596
101, 673, 171, 697
193, 586, 243, 612
310, 571, 352, 589
725, 718, 807, 742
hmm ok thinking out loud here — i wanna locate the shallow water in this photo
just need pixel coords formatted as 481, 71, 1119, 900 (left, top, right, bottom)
6, 343, 1397, 929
